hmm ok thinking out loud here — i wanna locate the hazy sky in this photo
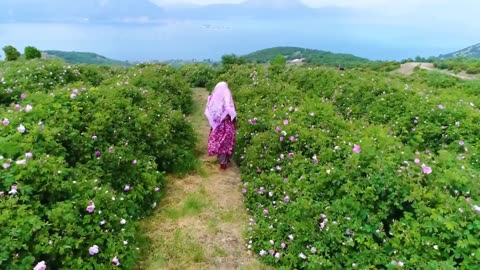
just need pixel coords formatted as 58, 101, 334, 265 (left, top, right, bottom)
0, 0, 478, 61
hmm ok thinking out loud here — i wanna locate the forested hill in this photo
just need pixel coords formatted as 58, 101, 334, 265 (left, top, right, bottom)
42, 50, 130, 66
243, 46, 370, 67
439, 43, 480, 59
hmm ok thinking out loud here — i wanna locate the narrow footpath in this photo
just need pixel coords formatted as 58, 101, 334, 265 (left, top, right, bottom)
139, 88, 270, 270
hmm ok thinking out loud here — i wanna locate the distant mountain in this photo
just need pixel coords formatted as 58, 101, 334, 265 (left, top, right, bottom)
243, 47, 370, 67
160, 59, 217, 68
162, 0, 328, 20
439, 43, 480, 59
43, 50, 130, 66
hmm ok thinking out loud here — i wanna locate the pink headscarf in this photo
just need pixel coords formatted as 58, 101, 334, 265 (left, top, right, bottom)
205, 81, 237, 130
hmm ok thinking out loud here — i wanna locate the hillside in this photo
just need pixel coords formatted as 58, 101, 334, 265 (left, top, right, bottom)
42, 50, 130, 66
161, 59, 217, 68
243, 46, 370, 67
439, 43, 480, 59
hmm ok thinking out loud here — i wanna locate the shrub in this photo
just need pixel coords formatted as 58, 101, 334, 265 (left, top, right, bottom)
221, 54, 247, 71
0, 60, 197, 269
124, 64, 194, 114
216, 65, 480, 269
434, 59, 480, 75
268, 55, 287, 76
24, 46, 42, 60
179, 63, 216, 88
0, 59, 118, 108
3, 45, 21, 61
206, 64, 267, 92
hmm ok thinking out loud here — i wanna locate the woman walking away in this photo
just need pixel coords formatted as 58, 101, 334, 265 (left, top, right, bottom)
205, 81, 237, 170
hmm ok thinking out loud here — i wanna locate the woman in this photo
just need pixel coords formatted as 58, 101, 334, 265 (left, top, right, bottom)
205, 81, 237, 170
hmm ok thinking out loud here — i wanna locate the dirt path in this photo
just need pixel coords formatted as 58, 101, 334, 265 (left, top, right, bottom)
138, 88, 268, 270
396, 62, 479, 80
396, 62, 434, 75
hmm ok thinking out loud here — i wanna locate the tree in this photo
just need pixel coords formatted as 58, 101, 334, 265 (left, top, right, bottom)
271, 55, 286, 66
2, 45, 20, 61
24, 46, 42, 60
221, 54, 246, 67
269, 55, 286, 75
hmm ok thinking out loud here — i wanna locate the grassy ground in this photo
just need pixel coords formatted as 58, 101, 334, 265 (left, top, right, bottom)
138, 88, 270, 270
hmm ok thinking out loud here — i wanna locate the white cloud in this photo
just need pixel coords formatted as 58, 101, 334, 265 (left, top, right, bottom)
149, 0, 246, 7
147, 0, 426, 9
148, 0, 480, 22
298, 0, 456, 11
148, 0, 450, 11
299, 0, 478, 21
99, 0, 109, 7
299, 0, 389, 9
122, 16, 153, 24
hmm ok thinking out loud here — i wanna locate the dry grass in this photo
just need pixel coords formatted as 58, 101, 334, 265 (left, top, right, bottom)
138, 88, 269, 270
395, 62, 479, 80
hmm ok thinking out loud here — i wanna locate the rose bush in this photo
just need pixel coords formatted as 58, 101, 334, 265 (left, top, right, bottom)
126, 63, 194, 114
179, 63, 216, 88
213, 65, 480, 269
0, 61, 197, 269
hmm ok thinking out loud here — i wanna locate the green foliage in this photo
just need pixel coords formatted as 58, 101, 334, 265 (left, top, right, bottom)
306, 51, 369, 68
212, 64, 480, 269
244, 47, 318, 63
179, 63, 216, 88
413, 56, 436, 63
360, 61, 401, 72
205, 64, 264, 92
163, 59, 217, 68
24, 46, 42, 60
268, 55, 287, 76
243, 46, 370, 68
0, 60, 197, 269
434, 58, 480, 74
125, 63, 194, 115
221, 54, 247, 69
0, 59, 119, 104
271, 55, 286, 66
43, 50, 130, 66
414, 70, 460, 88
2, 45, 21, 61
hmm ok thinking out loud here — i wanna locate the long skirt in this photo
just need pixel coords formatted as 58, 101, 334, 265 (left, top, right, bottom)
208, 118, 236, 165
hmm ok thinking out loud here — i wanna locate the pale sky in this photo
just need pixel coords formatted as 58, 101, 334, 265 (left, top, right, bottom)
0, 0, 478, 61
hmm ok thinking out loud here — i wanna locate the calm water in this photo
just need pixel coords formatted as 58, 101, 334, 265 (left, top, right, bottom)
0, 21, 473, 62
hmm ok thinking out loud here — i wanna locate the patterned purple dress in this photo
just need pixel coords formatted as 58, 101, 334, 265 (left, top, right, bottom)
208, 116, 236, 164
205, 82, 237, 167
